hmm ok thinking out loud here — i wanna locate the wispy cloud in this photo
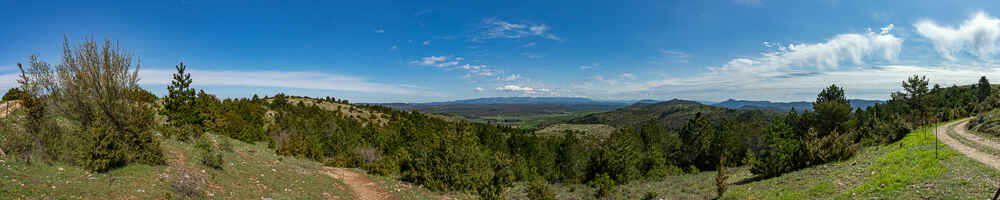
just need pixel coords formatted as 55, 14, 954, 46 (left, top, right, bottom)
659, 50, 691, 64
579, 62, 599, 70
521, 52, 544, 59
374, 29, 385, 33
915, 12, 1000, 61
0, 72, 19, 90
503, 74, 521, 81
620, 73, 636, 80
412, 56, 509, 79
475, 87, 485, 92
496, 85, 550, 94
474, 18, 561, 41
422, 40, 431, 46
411, 56, 455, 67
133, 69, 426, 95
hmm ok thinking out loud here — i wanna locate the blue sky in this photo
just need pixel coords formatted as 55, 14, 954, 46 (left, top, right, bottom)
5, 0, 1000, 103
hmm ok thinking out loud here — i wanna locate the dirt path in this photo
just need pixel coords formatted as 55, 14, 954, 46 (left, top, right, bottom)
322, 167, 392, 200
936, 119, 1000, 170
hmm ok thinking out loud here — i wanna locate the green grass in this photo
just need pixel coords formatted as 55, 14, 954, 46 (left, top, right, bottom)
0, 132, 464, 199
510, 121, 1000, 199
0, 133, 356, 199
473, 112, 600, 128
730, 121, 1000, 199
535, 123, 617, 138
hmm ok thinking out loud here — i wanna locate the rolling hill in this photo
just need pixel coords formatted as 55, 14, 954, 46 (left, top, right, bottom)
369, 97, 642, 127
567, 99, 780, 129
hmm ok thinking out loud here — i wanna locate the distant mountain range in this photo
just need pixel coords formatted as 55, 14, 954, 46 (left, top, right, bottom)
712, 99, 884, 112
368, 97, 661, 108
413, 97, 634, 105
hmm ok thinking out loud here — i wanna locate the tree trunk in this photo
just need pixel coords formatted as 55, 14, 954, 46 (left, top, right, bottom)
716, 155, 727, 199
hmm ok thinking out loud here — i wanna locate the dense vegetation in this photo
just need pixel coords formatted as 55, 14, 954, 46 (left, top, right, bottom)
0, 37, 993, 199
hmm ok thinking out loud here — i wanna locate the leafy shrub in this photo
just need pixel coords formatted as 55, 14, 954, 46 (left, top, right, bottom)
51, 37, 164, 172
587, 128, 641, 185
645, 164, 684, 180
686, 165, 700, 174
805, 130, 860, 164
479, 152, 515, 200
749, 120, 803, 178
526, 179, 556, 200
1, 88, 26, 102
178, 124, 203, 142
201, 149, 223, 170
79, 124, 125, 172
641, 191, 659, 200
196, 135, 223, 169
588, 173, 616, 198
219, 137, 234, 152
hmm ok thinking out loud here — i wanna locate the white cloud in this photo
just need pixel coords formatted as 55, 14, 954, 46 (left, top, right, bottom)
496, 85, 551, 94
503, 74, 521, 81
572, 24, 908, 101
391, 45, 397, 51
422, 40, 431, 46
412, 56, 448, 66
475, 18, 561, 41
915, 12, 1000, 61
413, 56, 510, 80
710, 24, 901, 76
522, 42, 536, 47
620, 73, 636, 80
375, 29, 385, 33
497, 85, 533, 92
475, 87, 485, 92
411, 56, 462, 68
0, 72, 18, 90
132, 69, 422, 95
579, 65, 593, 70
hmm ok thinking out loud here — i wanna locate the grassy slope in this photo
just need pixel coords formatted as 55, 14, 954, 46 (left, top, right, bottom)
535, 124, 617, 138
0, 132, 453, 199
506, 122, 1000, 199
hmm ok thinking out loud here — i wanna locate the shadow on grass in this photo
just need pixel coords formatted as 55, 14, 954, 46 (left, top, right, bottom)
731, 175, 770, 186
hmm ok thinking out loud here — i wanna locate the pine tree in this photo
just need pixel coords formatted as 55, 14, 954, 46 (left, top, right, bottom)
978, 76, 991, 102
163, 62, 199, 127
814, 84, 851, 135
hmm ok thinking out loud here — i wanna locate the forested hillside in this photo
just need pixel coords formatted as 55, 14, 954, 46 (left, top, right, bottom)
712, 99, 885, 112
567, 99, 780, 129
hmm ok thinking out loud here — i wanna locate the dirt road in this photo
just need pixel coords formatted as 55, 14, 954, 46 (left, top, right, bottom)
322, 167, 392, 200
936, 119, 1000, 170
